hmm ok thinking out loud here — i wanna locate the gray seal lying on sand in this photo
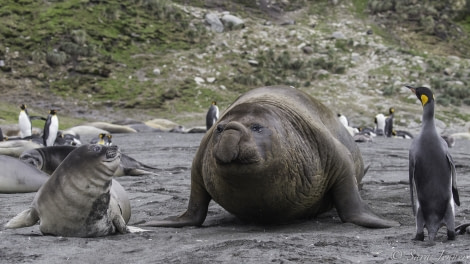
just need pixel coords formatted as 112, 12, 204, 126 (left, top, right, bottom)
20, 145, 157, 176
142, 85, 398, 228
0, 155, 50, 193
5, 145, 131, 237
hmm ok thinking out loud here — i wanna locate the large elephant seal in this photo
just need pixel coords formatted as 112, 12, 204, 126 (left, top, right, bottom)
0, 155, 50, 193
142, 85, 397, 228
20, 145, 157, 176
5, 144, 131, 237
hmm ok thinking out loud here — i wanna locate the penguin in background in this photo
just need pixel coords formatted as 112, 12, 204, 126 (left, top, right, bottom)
407, 85, 460, 244
337, 113, 348, 127
104, 133, 113, 146
43, 109, 59, 146
54, 131, 82, 146
337, 113, 358, 137
90, 133, 113, 146
374, 113, 385, 136
18, 104, 32, 139
384, 107, 395, 137
441, 134, 455, 148
206, 101, 219, 131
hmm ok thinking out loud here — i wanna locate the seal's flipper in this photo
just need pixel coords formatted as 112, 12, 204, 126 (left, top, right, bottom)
141, 170, 211, 227
332, 175, 399, 228
112, 215, 128, 234
122, 168, 158, 176
455, 223, 470, 234
141, 189, 211, 227
140, 212, 206, 228
4, 208, 40, 229
127, 226, 151, 233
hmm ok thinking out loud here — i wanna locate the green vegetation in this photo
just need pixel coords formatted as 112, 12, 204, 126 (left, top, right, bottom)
0, 0, 210, 111
351, 0, 369, 19
366, 0, 470, 58
1, 0, 470, 127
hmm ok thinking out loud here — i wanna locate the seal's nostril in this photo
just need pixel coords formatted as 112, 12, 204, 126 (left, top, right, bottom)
106, 146, 120, 159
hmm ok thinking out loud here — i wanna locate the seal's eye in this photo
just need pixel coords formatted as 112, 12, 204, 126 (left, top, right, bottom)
91, 145, 102, 152
216, 124, 224, 134
250, 124, 263, 133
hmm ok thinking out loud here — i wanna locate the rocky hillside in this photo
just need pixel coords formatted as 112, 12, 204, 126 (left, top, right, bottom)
1, 0, 469, 132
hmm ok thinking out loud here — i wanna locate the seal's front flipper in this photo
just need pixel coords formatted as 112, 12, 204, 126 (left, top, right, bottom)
339, 204, 400, 228
141, 174, 212, 228
332, 176, 399, 228
4, 208, 40, 229
140, 208, 208, 228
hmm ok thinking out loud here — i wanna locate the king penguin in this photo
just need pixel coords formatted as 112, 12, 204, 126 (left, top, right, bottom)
337, 113, 348, 127
43, 109, 59, 146
206, 101, 219, 131
407, 85, 460, 243
90, 133, 113, 146
384, 107, 395, 138
374, 113, 385, 136
18, 104, 32, 139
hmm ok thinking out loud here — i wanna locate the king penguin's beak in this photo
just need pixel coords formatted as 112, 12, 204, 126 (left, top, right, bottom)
405, 85, 416, 94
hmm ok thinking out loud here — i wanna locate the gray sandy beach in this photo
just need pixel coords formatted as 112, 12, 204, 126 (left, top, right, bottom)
1, 132, 470, 263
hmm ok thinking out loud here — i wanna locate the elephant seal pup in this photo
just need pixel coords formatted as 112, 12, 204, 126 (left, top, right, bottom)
0, 155, 50, 193
142, 85, 397, 228
0, 140, 43, 157
62, 125, 109, 137
20, 145, 157, 176
84, 122, 137, 134
5, 144, 130, 237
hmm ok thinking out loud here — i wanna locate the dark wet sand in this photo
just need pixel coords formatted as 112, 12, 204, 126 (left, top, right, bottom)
1, 133, 470, 264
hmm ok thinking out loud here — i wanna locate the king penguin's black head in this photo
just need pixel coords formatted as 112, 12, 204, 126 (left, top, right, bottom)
20, 104, 26, 110
50, 109, 57, 115
406, 86, 434, 107
389, 107, 395, 114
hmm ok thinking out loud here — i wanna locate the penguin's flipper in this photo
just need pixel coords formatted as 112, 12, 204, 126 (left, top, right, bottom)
447, 152, 460, 206
43, 116, 51, 146
4, 208, 40, 229
409, 154, 417, 215
30, 116, 47, 121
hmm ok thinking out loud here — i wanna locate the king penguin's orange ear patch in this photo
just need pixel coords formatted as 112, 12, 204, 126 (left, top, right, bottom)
420, 94, 428, 106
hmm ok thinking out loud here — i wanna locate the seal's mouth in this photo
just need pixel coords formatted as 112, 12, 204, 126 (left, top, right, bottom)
105, 145, 120, 161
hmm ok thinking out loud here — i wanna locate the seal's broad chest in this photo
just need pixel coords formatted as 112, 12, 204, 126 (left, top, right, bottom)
38, 192, 115, 237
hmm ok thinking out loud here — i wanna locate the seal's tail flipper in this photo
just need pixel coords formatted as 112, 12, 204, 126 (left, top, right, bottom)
455, 223, 470, 234
4, 208, 39, 229
127, 226, 152, 233
123, 168, 159, 176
